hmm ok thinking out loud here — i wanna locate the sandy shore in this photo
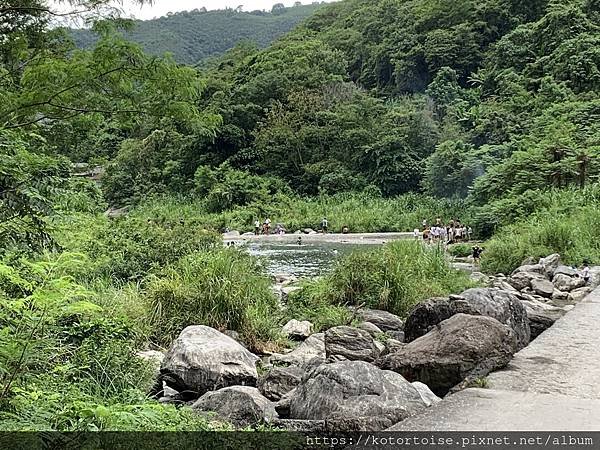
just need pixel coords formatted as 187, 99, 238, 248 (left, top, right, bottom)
223, 231, 414, 245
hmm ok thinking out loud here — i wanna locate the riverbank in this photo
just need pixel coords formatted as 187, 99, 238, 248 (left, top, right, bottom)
224, 231, 414, 245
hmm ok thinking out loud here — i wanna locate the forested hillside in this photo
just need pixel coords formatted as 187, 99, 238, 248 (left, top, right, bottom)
1, 0, 600, 432
70, 3, 324, 64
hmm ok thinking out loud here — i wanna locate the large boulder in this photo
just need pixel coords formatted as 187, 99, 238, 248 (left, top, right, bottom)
539, 253, 561, 278
282, 319, 313, 340
269, 333, 325, 367
287, 360, 427, 430
404, 289, 530, 349
403, 298, 454, 343
530, 278, 554, 298
357, 309, 404, 332
192, 386, 277, 427
325, 326, 380, 362
258, 366, 303, 401
552, 273, 585, 292
508, 271, 544, 291
511, 264, 544, 276
159, 326, 258, 397
378, 314, 518, 396
569, 286, 594, 303
554, 265, 578, 277
357, 321, 383, 337
519, 299, 567, 340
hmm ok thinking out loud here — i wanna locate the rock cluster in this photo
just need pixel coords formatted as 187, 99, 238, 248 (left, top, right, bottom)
149, 254, 596, 431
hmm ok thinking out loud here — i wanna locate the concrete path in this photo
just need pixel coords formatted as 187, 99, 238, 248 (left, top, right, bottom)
390, 286, 600, 431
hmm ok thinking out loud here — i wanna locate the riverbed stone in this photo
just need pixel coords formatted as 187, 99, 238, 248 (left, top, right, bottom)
356, 309, 404, 332
404, 289, 529, 349
378, 314, 518, 396
192, 386, 277, 427
539, 253, 561, 278
258, 366, 303, 401
531, 278, 554, 298
554, 265, 578, 277
508, 271, 543, 291
325, 326, 380, 362
552, 273, 585, 292
403, 297, 454, 343
287, 360, 427, 430
357, 321, 383, 336
282, 319, 313, 340
412, 381, 441, 407
568, 286, 594, 303
159, 325, 258, 397
269, 333, 325, 367
511, 264, 544, 276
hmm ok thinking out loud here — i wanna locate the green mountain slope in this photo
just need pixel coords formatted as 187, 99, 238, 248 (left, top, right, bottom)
70, 3, 324, 64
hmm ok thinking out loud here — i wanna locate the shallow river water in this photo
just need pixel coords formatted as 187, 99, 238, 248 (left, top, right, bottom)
244, 240, 380, 277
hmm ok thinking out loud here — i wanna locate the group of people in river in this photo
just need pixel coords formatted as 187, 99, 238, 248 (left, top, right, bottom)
415, 218, 472, 244
253, 217, 343, 235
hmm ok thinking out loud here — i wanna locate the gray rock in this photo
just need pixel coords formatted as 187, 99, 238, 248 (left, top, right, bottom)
281, 286, 302, 301
160, 326, 258, 397
511, 264, 544, 276
269, 333, 325, 367
531, 278, 554, 298
554, 265, 578, 277
520, 299, 567, 339
387, 330, 405, 342
539, 254, 561, 278
384, 339, 405, 355
223, 230, 240, 238
258, 366, 303, 401
357, 309, 404, 332
403, 297, 454, 343
552, 273, 585, 292
136, 350, 164, 375
508, 271, 544, 291
568, 286, 594, 303
552, 289, 569, 300
411, 381, 441, 407
287, 360, 427, 430
404, 289, 530, 350
325, 326, 380, 363
192, 385, 277, 427
357, 321, 383, 337
282, 319, 313, 340
374, 340, 386, 354
378, 314, 518, 396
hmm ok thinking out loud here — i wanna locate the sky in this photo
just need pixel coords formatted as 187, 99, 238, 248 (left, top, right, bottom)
118, 0, 333, 20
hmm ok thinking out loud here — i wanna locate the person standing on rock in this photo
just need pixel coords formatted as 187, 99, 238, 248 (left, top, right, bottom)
321, 217, 329, 234
254, 219, 260, 235
413, 227, 420, 241
582, 262, 591, 284
472, 245, 484, 264
263, 217, 271, 235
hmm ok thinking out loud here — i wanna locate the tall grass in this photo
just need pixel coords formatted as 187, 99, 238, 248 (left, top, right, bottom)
287, 240, 475, 327
131, 192, 471, 233
144, 248, 283, 351
481, 205, 600, 274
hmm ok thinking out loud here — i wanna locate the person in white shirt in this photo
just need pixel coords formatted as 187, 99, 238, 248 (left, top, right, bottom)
582, 263, 591, 284
414, 228, 420, 241
254, 220, 260, 235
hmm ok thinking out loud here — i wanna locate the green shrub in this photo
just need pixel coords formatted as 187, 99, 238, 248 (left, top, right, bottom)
144, 248, 282, 351
79, 216, 220, 280
291, 240, 474, 318
447, 243, 473, 258
481, 205, 600, 274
